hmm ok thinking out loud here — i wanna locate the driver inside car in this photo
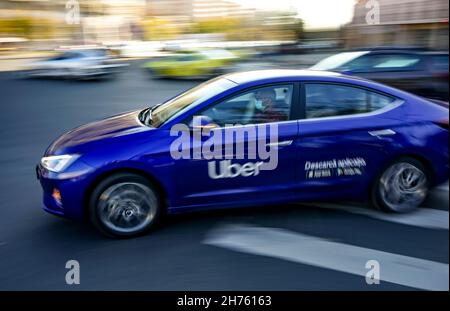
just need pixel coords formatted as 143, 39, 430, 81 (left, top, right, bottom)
253, 88, 288, 123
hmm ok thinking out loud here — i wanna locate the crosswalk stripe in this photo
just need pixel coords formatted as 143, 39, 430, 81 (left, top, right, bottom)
302, 203, 449, 230
204, 224, 449, 291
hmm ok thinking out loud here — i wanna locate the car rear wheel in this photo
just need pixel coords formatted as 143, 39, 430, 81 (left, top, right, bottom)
89, 173, 161, 237
373, 158, 429, 213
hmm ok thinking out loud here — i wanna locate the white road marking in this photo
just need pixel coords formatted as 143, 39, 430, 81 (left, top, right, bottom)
204, 224, 449, 291
303, 203, 449, 230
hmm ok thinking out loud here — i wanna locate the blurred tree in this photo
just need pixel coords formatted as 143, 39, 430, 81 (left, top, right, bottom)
292, 18, 304, 41
192, 18, 242, 35
188, 13, 303, 41
256, 10, 304, 41
30, 18, 56, 40
122, 9, 305, 42
141, 17, 183, 40
0, 17, 57, 39
0, 18, 33, 37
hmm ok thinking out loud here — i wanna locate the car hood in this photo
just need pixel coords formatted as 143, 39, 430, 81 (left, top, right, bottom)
46, 110, 149, 154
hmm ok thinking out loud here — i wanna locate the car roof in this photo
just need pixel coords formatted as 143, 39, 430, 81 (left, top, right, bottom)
223, 69, 343, 84
350, 46, 429, 52
422, 51, 449, 56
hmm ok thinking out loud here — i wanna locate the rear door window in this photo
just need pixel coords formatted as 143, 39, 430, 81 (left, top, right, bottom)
370, 54, 422, 71
304, 83, 396, 119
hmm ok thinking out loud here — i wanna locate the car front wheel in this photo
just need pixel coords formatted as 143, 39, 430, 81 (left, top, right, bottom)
89, 173, 161, 237
373, 158, 429, 213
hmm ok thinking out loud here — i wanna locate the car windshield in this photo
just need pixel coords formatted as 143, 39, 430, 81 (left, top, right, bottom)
311, 51, 368, 70
149, 77, 236, 127
200, 49, 235, 60
81, 49, 108, 57
49, 51, 81, 61
174, 54, 203, 62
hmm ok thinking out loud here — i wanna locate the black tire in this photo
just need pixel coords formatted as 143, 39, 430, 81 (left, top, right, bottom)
372, 157, 429, 213
89, 173, 162, 237
145, 67, 162, 80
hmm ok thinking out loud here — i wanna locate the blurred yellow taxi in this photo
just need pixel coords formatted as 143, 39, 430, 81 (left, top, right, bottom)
143, 49, 241, 79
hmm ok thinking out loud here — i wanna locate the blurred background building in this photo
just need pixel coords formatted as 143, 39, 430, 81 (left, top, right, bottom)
344, 0, 449, 50
147, 0, 256, 21
0, 0, 448, 52
0, 0, 302, 49
0, 0, 147, 47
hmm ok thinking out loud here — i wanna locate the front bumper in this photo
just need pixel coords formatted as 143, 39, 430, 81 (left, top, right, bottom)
36, 160, 95, 220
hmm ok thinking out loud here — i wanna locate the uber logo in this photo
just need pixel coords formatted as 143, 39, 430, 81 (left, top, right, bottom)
208, 160, 264, 179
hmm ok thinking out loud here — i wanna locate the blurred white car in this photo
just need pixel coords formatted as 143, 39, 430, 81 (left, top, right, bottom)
22, 49, 128, 80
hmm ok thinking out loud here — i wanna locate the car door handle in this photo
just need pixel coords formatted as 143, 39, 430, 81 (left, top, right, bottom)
368, 129, 396, 137
265, 140, 293, 147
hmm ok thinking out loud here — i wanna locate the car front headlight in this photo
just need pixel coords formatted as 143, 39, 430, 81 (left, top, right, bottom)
41, 154, 80, 173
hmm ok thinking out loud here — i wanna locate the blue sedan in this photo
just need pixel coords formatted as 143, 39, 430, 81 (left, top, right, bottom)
36, 70, 449, 237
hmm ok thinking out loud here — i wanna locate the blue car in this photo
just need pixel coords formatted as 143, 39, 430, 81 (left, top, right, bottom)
37, 70, 449, 237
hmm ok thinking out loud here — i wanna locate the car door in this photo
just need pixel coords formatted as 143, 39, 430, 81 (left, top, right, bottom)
296, 82, 405, 199
172, 83, 300, 208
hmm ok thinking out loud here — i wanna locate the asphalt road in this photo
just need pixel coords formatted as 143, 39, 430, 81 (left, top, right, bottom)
0, 62, 448, 290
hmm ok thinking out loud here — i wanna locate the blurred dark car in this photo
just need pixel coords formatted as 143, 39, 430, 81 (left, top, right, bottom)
310, 48, 449, 101
22, 48, 128, 80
